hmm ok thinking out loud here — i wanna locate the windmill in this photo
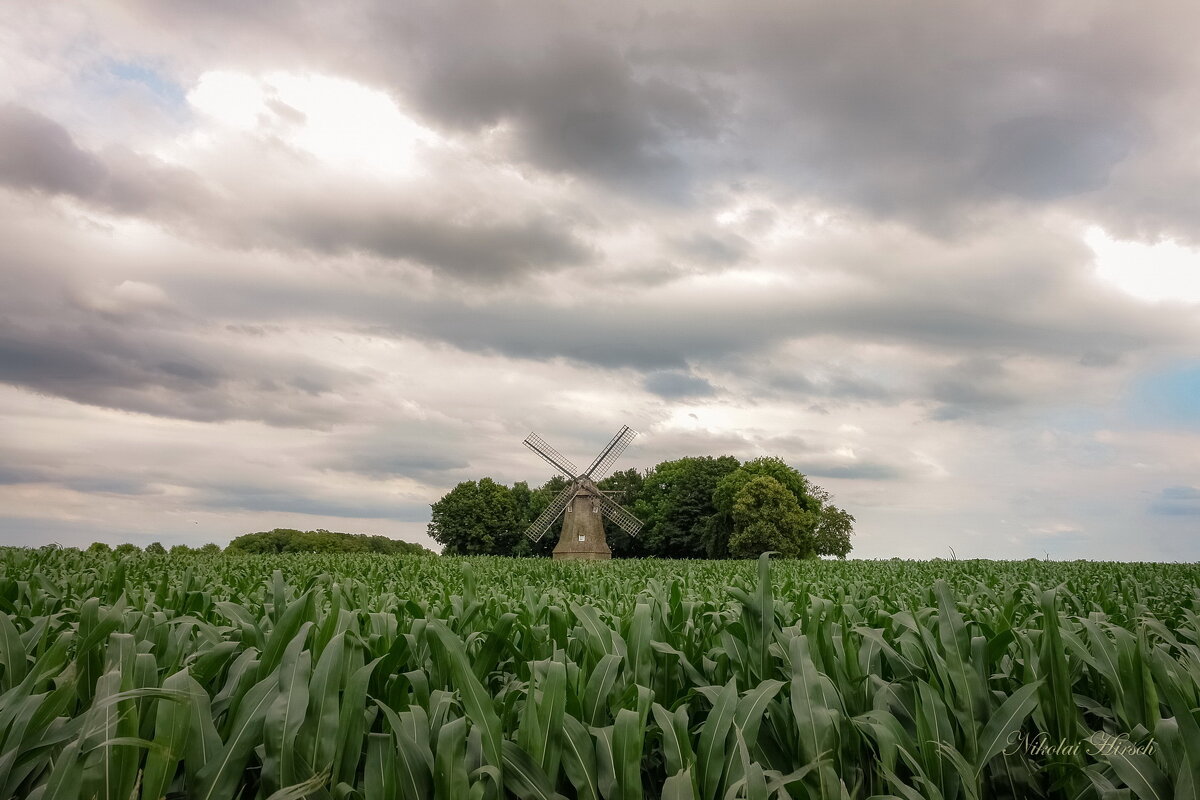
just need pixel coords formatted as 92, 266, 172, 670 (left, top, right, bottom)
523, 425, 644, 560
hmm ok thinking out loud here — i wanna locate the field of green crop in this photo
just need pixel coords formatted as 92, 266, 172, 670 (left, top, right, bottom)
0, 548, 1197, 799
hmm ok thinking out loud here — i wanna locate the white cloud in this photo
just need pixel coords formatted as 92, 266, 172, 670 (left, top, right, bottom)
187, 70, 441, 177
1087, 225, 1200, 304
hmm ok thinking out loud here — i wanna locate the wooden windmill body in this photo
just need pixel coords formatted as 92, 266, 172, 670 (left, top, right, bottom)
522, 426, 644, 560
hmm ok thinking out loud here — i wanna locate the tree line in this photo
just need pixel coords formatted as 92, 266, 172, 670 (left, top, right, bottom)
428, 455, 854, 559
225, 528, 430, 555
83, 529, 430, 556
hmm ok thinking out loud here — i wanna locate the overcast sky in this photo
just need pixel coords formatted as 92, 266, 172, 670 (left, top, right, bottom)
2, 2, 1198, 559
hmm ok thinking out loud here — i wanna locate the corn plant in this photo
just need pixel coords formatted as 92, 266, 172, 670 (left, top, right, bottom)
0, 547, 1196, 798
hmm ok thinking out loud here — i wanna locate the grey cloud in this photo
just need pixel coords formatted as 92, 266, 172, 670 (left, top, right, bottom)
154, 231, 1194, 384
927, 359, 1023, 421
321, 427, 474, 481
367, 9, 719, 201
0, 104, 108, 196
976, 114, 1131, 201
673, 232, 751, 267
643, 370, 716, 399
263, 198, 593, 281
0, 104, 209, 216
196, 483, 431, 521
0, 318, 363, 427
797, 462, 902, 481
0, 106, 592, 282
1150, 486, 1200, 516
68, 1, 1200, 239
764, 372, 893, 404
0, 464, 48, 485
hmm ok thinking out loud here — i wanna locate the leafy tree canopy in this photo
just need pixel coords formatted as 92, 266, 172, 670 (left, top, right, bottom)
428, 478, 522, 556
632, 456, 741, 559
429, 454, 855, 559
227, 528, 429, 555
729, 475, 815, 559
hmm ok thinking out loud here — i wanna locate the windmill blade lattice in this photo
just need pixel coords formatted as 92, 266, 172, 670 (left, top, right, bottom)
583, 425, 637, 480
520, 424, 645, 551
523, 433, 579, 479
596, 491, 643, 537
524, 482, 577, 542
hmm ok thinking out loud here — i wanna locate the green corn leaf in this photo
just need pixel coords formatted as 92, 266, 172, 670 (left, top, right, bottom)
661, 767, 697, 800
976, 680, 1043, 771
561, 714, 601, 800
365, 732, 398, 800
697, 679, 738, 800
584, 654, 624, 727
434, 715, 470, 800
502, 739, 568, 800
614, 708, 646, 800
428, 619, 504, 772
141, 669, 195, 800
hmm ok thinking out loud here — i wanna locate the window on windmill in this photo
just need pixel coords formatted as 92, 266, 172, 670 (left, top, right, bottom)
578, 534, 586, 542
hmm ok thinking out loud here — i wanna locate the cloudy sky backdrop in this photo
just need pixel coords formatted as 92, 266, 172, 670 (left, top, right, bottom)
2, 2, 1198, 558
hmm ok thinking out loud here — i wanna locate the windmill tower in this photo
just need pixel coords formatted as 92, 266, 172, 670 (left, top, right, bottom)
523, 425, 644, 560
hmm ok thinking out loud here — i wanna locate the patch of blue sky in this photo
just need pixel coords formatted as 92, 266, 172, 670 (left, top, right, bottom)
1125, 361, 1200, 429
94, 59, 189, 113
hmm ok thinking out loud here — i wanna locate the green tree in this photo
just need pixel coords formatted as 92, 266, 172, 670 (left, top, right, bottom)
226, 528, 428, 555
145, 542, 166, 555
815, 505, 855, 558
428, 478, 521, 555
634, 456, 741, 559
168, 544, 192, 556
729, 475, 815, 558
806, 486, 856, 558
712, 457, 821, 558
87, 542, 111, 553
197, 543, 221, 555
227, 529, 294, 554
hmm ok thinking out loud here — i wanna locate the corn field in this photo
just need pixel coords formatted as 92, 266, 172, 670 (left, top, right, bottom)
0, 548, 1198, 799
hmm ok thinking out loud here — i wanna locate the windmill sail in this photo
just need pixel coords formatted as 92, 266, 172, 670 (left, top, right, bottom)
597, 492, 643, 537
583, 425, 636, 480
524, 482, 577, 542
521, 425, 645, 558
523, 433, 579, 479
